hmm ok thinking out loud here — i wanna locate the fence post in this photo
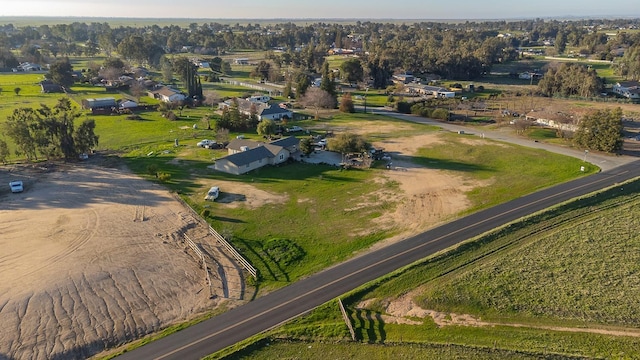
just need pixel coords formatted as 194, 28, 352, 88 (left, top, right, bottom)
338, 298, 356, 341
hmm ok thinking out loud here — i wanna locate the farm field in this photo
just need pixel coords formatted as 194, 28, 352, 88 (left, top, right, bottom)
224, 178, 640, 359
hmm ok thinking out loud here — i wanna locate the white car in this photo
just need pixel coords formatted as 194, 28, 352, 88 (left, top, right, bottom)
9, 180, 23, 193
205, 186, 219, 201
197, 139, 215, 148
287, 126, 303, 132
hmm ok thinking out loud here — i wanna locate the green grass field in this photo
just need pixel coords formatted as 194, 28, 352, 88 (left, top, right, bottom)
223, 178, 640, 359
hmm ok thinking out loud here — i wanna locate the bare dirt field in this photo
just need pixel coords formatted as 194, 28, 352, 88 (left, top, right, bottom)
0, 161, 245, 360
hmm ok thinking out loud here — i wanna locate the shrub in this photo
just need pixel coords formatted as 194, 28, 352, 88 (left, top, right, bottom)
395, 101, 412, 114
431, 108, 450, 120
157, 172, 171, 182
263, 238, 305, 266
147, 164, 159, 176
165, 111, 177, 121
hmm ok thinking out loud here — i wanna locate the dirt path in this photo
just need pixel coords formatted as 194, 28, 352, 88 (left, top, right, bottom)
365, 293, 640, 338
0, 162, 245, 360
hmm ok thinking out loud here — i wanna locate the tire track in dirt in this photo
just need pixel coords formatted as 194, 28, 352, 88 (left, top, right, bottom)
1, 165, 230, 360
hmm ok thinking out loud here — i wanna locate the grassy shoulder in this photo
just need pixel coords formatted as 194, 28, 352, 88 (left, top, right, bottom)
225, 178, 640, 359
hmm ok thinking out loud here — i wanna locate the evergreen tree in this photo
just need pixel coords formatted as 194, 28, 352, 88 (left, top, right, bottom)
47, 57, 75, 89
320, 61, 336, 98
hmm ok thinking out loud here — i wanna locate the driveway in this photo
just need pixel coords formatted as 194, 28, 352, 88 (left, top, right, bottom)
368, 108, 639, 171
296, 150, 343, 166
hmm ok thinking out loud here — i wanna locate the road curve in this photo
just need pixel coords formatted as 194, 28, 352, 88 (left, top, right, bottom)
117, 159, 640, 360
118, 110, 640, 359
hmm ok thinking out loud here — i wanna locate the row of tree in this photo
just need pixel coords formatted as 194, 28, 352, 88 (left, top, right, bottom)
3, 18, 640, 83
2, 98, 99, 162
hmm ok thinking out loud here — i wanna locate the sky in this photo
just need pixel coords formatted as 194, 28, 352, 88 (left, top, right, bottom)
2, 0, 639, 20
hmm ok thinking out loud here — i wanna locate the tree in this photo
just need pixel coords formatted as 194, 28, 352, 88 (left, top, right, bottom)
251, 60, 271, 80
47, 57, 75, 89
129, 81, 146, 102
320, 61, 337, 98
283, 80, 294, 99
215, 127, 230, 144
616, 44, 640, 80
300, 87, 336, 120
257, 119, 276, 138
0, 139, 9, 164
340, 58, 364, 85
327, 132, 370, 158
555, 31, 567, 54
299, 137, 314, 156
538, 63, 602, 97
74, 119, 99, 154
295, 73, 310, 99
203, 90, 221, 110
4, 108, 38, 161
174, 57, 202, 99
574, 108, 623, 153
13, 87, 21, 96
5, 98, 99, 161
339, 92, 355, 113
221, 61, 232, 74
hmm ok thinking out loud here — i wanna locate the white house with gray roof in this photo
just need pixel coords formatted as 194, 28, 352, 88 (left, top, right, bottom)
213, 136, 299, 175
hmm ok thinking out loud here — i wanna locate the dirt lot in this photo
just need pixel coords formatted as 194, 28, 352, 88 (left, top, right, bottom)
0, 161, 245, 360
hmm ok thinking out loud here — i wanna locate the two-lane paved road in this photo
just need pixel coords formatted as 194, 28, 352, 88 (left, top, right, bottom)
118, 159, 640, 360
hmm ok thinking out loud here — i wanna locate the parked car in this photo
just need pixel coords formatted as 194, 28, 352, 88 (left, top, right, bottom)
9, 180, 23, 193
197, 139, 215, 148
314, 139, 328, 147
204, 186, 219, 201
287, 126, 303, 133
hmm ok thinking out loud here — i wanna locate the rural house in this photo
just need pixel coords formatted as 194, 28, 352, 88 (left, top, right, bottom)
613, 81, 640, 100
213, 136, 300, 175
149, 86, 186, 103
82, 97, 117, 114
258, 106, 293, 121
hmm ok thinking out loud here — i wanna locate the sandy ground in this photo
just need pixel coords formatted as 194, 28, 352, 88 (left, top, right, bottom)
0, 162, 245, 360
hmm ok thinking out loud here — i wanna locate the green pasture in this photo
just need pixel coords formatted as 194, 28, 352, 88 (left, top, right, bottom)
413, 132, 596, 211
45, 105, 586, 295
225, 179, 640, 359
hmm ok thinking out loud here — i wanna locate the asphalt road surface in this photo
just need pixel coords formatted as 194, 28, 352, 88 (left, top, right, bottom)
118, 157, 640, 359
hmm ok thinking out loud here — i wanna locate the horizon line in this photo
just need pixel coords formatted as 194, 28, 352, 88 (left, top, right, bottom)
1, 15, 640, 21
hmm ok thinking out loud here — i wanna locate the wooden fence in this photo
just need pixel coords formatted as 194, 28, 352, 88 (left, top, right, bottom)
172, 193, 258, 279
209, 226, 258, 279
183, 232, 212, 295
